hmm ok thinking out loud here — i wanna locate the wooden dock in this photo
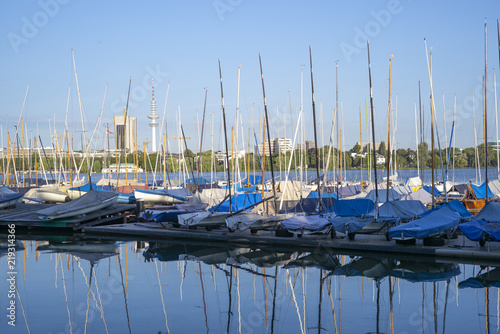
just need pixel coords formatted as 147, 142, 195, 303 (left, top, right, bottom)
0, 203, 137, 230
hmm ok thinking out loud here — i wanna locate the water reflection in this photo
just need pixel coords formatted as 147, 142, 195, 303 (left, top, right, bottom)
0, 235, 499, 333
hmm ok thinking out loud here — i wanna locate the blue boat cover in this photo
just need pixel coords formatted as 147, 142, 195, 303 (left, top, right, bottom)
475, 201, 500, 220
458, 220, 500, 241
422, 186, 441, 197
331, 216, 375, 234
333, 198, 374, 217
209, 193, 262, 212
388, 205, 460, 239
69, 183, 99, 191
182, 177, 208, 186
472, 182, 495, 199
284, 197, 336, 214
420, 199, 472, 219
281, 215, 332, 231
365, 189, 402, 202
368, 200, 428, 222
306, 191, 338, 199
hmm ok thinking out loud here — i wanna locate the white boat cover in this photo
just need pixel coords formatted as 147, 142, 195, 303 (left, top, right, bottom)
406, 176, 423, 188
36, 189, 118, 220
488, 180, 500, 196
400, 188, 433, 205
281, 215, 333, 231
187, 188, 228, 207
365, 189, 402, 202
225, 212, 293, 231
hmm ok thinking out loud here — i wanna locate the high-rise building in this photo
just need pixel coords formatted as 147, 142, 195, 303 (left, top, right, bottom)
114, 115, 137, 153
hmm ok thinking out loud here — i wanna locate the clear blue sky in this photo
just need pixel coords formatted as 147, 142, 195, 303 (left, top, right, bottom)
1, 0, 499, 153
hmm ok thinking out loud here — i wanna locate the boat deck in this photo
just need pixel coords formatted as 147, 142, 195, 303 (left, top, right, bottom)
0, 203, 137, 230
82, 222, 500, 266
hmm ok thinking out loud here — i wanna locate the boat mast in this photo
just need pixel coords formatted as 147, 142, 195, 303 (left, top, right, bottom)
430, 51, 435, 207
484, 19, 489, 203
259, 53, 278, 212
415, 102, 420, 179
367, 41, 379, 202
71, 50, 93, 188
309, 46, 322, 213
218, 58, 232, 213
419, 81, 424, 187
359, 106, 363, 192
197, 90, 208, 187
386, 58, 392, 201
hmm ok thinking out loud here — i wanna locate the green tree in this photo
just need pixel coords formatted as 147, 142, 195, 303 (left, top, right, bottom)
378, 141, 387, 156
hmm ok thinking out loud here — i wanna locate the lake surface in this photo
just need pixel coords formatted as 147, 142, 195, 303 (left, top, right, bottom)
90, 168, 499, 187
1, 235, 499, 333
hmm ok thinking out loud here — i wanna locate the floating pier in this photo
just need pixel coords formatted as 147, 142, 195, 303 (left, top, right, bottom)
0, 203, 137, 230
82, 222, 500, 265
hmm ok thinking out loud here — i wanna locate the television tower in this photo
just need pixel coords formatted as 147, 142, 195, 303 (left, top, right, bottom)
148, 77, 159, 152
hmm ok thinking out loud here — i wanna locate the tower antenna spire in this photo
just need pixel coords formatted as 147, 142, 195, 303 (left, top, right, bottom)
148, 77, 159, 152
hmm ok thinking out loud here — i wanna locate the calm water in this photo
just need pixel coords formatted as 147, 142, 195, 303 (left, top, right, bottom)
1, 235, 499, 333
92, 168, 499, 186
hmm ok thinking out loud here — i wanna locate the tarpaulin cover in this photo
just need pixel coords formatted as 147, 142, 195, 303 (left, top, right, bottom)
458, 219, 500, 241
333, 198, 375, 217
306, 191, 337, 199
331, 216, 375, 234
182, 177, 208, 186
392, 185, 413, 195
332, 184, 362, 197
400, 188, 433, 205
0, 186, 23, 203
167, 188, 193, 198
365, 189, 402, 202
422, 186, 441, 197
420, 199, 472, 219
209, 193, 262, 212
452, 184, 468, 195
388, 205, 460, 239
472, 182, 495, 199
284, 197, 336, 214
188, 188, 228, 207
475, 201, 500, 220
36, 189, 118, 219
488, 180, 500, 196
368, 200, 427, 222
281, 215, 332, 231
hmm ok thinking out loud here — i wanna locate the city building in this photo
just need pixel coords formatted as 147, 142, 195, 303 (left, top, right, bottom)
114, 115, 137, 153
256, 138, 293, 156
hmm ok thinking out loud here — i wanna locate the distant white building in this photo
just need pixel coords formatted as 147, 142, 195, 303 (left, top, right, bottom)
256, 137, 292, 156
375, 153, 386, 165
